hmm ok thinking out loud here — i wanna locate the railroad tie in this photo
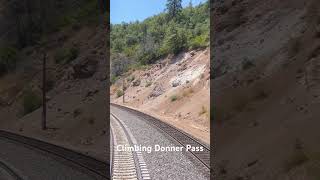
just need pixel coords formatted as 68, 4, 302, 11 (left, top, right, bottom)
111, 119, 138, 180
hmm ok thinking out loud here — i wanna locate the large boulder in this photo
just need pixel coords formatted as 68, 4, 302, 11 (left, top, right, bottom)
72, 57, 98, 79
172, 79, 181, 87
132, 79, 141, 86
149, 84, 165, 98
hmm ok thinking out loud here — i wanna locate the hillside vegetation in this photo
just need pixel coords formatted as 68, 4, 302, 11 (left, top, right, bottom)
111, 48, 210, 144
0, 0, 108, 160
110, 1, 209, 81
0, 0, 105, 76
110, 0, 210, 144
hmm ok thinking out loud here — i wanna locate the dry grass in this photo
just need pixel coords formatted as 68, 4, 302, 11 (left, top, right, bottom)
127, 76, 135, 82
145, 81, 152, 87
303, 152, 320, 179
284, 150, 309, 172
110, 85, 118, 95
200, 73, 205, 79
182, 87, 194, 97
199, 106, 208, 116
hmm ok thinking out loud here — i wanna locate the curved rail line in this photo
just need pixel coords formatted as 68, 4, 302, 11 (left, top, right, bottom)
111, 114, 139, 179
0, 160, 23, 180
111, 113, 151, 180
0, 130, 109, 179
110, 127, 114, 177
111, 103, 210, 169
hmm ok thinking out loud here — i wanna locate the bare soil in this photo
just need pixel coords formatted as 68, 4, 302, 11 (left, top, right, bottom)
213, 0, 320, 179
0, 24, 108, 161
111, 48, 210, 145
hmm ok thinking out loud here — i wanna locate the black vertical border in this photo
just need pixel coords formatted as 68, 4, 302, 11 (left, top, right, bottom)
210, 0, 215, 179
106, 0, 111, 178
98, 0, 111, 179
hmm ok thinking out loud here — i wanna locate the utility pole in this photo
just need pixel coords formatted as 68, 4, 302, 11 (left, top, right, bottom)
42, 52, 47, 130
122, 78, 125, 103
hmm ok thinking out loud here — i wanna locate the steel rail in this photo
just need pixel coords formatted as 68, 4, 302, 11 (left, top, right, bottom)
0, 130, 109, 179
0, 160, 23, 180
111, 103, 210, 169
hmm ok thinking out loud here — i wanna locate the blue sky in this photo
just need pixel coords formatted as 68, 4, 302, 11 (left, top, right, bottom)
111, 0, 207, 24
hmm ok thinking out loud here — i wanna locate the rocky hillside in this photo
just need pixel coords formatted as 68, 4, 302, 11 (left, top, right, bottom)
0, 2, 108, 161
111, 48, 210, 144
213, 0, 320, 179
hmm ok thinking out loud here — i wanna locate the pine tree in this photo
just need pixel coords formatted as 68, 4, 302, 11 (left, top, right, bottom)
166, 0, 182, 20
189, 0, 193, 8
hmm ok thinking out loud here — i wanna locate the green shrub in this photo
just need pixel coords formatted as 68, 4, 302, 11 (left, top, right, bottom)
0, 47, 18, 76
123, 45, 139, 57
23, 90, 42, 115
138, 50, 160, 65
76, 0, 100, 23
129, 63, 149, 71
161, 25, 187, 55
127, 76, 135, 82
110, 1, 209, 73
284, 151, 308, 172
68, 46, 79, 62
145, 81, 152, 87
56, 0, 99, 28
241, 59, 255, 70
189, 34, 208, 49
116, 90, 124, 97
54, 46, 79, 64
57, 16, 76, 29
54, 50, 65, 64
110, 1, 210, 76
170, 95, 179, 102
111, 75, 118, 84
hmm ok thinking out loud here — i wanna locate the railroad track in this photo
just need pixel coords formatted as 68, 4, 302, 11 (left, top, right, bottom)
111, 115, 139, 179
0, 130, 109, 179
111, 113, 151, 180
0, 160, 23, 180
111, 103, 210, 169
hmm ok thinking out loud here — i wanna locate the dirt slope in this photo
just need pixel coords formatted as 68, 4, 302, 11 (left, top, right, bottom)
111, 48, 210, 144
213, 0, 320, 179
0, 24, 108, 161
